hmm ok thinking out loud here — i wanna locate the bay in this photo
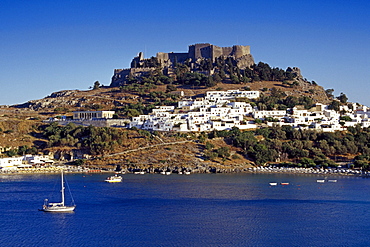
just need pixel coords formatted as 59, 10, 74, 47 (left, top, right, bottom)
1, 173, 370, 246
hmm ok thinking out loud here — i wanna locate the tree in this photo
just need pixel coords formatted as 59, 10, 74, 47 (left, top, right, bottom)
93, 81, 100, 90
248, 143, 277, 165
340, 116, 352, 122
328, 100, 341, 111
325, 89, 334, 99
337, 93, 348, 104
213, 73, 222, 83
166, 84, 177, 92
217, 147, 230, 159
270, 87, 286, 99
205, 141, 215, 150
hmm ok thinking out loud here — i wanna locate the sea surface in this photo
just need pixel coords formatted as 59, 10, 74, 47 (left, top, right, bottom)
1, 172, 370, 247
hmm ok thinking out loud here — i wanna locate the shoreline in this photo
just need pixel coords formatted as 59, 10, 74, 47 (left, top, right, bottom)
0, 165, 367, 177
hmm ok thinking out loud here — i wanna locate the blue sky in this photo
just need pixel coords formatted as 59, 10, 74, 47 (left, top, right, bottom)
1, 0, 369, 106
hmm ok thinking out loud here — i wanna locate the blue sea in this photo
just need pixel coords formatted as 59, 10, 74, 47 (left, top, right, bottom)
1, 172, 370, 247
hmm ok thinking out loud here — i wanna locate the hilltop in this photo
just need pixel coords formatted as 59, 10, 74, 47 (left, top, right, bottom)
10, 43, 331, 113
1, 43, 357, 171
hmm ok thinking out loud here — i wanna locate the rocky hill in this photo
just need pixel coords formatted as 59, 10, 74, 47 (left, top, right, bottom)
0, 43, 334, 169
0, 75, 330, 169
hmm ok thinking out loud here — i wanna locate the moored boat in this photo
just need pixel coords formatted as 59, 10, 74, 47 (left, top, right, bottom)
281, 182, 289, 185
134, 171, 145, 175
40, 170, 76, 212
269, 182, 278, 186
105, 175, 123, 183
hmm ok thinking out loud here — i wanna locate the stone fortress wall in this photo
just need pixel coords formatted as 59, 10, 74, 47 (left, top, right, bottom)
188, 43, 251, 61
156, 43, 251, 65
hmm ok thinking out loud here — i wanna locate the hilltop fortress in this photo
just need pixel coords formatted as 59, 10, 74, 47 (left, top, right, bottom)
110, 43, 254, 87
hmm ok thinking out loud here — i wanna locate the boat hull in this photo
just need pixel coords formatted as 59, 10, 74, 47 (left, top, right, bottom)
41, 205, 76, 212
105, 179, 122, 183
104, 175, 123, 183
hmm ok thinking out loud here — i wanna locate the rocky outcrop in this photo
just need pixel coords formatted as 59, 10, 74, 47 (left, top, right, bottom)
14, 90, 80, 110
236, 54, 255, 69
47, 90, 78, 98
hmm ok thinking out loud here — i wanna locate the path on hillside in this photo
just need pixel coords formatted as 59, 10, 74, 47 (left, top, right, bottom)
103, 140, 194, 158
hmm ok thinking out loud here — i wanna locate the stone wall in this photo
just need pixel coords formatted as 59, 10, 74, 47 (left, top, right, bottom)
111, 67, 156, 87
233, 45, 250, 58
156, 52, 189, 68
189, 43, 212, 60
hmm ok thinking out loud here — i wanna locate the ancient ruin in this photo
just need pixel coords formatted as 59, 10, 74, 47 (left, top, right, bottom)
110, 43, 254, 87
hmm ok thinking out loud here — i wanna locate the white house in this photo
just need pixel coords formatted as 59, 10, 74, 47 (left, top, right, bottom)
23, 154, 54, 166
0, 157, 24, 171
253, 110, 287, 120
205, 90, 259, 101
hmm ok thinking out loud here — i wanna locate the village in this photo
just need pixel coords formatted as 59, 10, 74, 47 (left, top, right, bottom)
60, 89, 370, 132
128, 89, 370, 132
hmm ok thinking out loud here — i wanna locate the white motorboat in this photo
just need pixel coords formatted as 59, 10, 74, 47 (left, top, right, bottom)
105, 174, 123, 183
269, 182, 278, 186
40, 170, 76, 212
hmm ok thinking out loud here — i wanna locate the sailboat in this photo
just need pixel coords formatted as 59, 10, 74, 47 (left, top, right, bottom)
40, 170, 76, 212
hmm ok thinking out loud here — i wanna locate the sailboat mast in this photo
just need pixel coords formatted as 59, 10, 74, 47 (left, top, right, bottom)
61, 170, 65, 206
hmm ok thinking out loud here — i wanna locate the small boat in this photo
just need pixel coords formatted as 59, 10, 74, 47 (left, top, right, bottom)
165, 171, 172, 175
105, 174, 123, 183
184, 171, 191, 175
281, 182, 289, 185
328, 179, 337, 183
269, 182, 278, 186
134, 170, 145, 175
316, 179, 325, 183
40, 170, 76, 212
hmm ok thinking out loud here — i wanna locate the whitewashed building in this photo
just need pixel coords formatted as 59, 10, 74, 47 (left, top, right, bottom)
205, 90, 259, 101
73, 111, 115, 120
0, 157, 24, 171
